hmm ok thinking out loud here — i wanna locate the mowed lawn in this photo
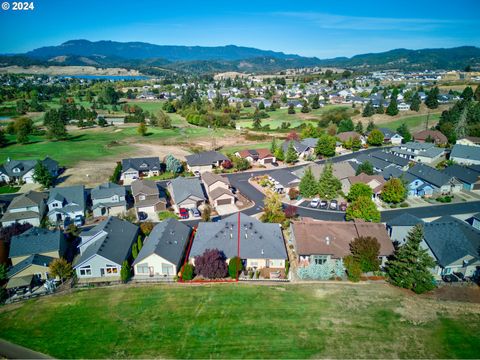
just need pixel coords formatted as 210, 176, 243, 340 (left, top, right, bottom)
0, 284, 479, 359
381, 113, 441, 131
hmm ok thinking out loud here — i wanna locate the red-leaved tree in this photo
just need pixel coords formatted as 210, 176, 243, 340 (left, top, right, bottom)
286, 131, 299, 141
194, 249, 228, 279
222, 160, 233, 169
284, 205, 297, 219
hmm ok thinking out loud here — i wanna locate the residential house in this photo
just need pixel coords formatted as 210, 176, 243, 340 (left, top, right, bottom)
442, 164, 480, 191
0, 157, 59, 185
201, 172, 235, 209
0, 191, 46, 227
133, 218, 192, 277
91, 182, 127, 218
131, 180, 167, 218
268, 169, 301, 194
397, 102, 410, 111
281, 140, 314, 159
235, 149, 276, 165
389, 142, 445, 164
385, 213, 424, 245
168, 177, 206, 212
413, 130, 448, 146
456, 136, 480, 147
185, 151, 228, 174
47, 185, 86, 224
74, 216, 139, 280
354, 153, 397, 173
407, 163, 462, 196
189, 213, 287, 270
8, 228, 67, 281
370, 150, 410, 170
422, 216, 480, 279
290, 219, 394, 267
347, 173, 386, 198
377, 128, 403, 145
450, 144, 480, 165
120, 157, 161, 185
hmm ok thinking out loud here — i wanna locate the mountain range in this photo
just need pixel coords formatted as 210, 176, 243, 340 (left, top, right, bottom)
1, 40, 479, 74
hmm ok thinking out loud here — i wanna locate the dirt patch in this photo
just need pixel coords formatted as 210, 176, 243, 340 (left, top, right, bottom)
426, 285, 480, 303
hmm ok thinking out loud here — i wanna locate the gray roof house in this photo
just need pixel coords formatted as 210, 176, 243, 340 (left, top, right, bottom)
450, 144, 480, 165
281, 140, 313, 159
8, 254, 56, 281
268, 169, 300, 192
185, 151, 228, 173
370, 150, 410, 169
167, 177, 206, 212
0, 157, 59, 184
74, 216, 139, 280
442, 164, 480, 191
91, 182, 127, 218
189, 213, 287, 270
0, 191, 47, 227
47, 185, 86, 224
385, 213, 424, 245
121, 157, 161, 185
407, 164, 462, 194
422, 216, 480, 279
133, 218, 192, 277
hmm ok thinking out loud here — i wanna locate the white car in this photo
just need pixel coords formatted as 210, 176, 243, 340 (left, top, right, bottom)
310, 198, 320, 208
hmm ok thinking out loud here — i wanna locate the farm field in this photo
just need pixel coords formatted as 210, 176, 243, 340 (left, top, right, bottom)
0, 283, 478, 359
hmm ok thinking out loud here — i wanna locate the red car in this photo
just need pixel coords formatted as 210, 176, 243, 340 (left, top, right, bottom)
179, 208, 189, 219
339, 202, 347, 212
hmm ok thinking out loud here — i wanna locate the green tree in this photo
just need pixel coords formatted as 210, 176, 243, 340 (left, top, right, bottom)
474, 85, 480, 101
285, 142, 299, 164
317, 163, 341, 199
120, 260, 131, 283
350, 236, 381, 273
274, 146, 285, 162
97, 116, 107, 127
287, 104, 295, 114
338, 118, 354, 133
367, 128, 384, 146
228, 256, 244, 279
362, 101, 375, 117
157, 111, 172, 129
425, 87, 439, 109
0, 263, 9, 283
261, 191, 286, 224
181, 263, 194, 281
351, 137, 362, 151
311, 95, 320, 109
270, 137, 278, 154
299, 167, 318, 197
344, 255, 362, 282
347, 183, 373, 202
355, 121, 364, 134
381, 178, 407, 204
315, 134, 336, 157
366, 120, 375, 132
33, 161, 54, 188
99, 86, 119, 105
410, 92, 421, 112
0, 128, 7, 148
137, 235, 143, 252
386, 225, 436, 294
461, 86, 474, 101
345, 196, 380, 222
137, 122, 147, 136
386, 98, 399, 116
356, 161, 374, 175
301, 100, 310, 113
132, 242, 139, 259
396, 123, 411, 143
252, 114, 262, 130
48, 258, 73, 284
14, 117, 33, 144
376, 103, 385, 114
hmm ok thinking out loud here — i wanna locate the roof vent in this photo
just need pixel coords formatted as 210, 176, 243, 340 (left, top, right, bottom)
325, 236, 331, 245
261, 249, 264, 255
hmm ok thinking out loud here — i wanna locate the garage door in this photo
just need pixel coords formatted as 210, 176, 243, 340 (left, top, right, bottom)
263, 158, 273, 164
217, 198, 232, 206
473, 183, 480, 190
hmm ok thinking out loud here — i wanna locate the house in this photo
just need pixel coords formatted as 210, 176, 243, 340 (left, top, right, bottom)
133, 218, 192, 278
185, 151, 228, 174
189, 213, 287, 270
472, 213, 480, 231
370, 150, 410, 170
407, 164, 462, 196
294, 161, 355, 194
131, 180, 167, 219
354, 153, 396, 173
120, 157, 161, 185
74, 217, 139, 280
336, 131, 366, 145
290, 219, 394, 267
397, 102, 410, 111
281, 140, 314, 159
8, 228, 67, 281
91, 182, 127, 218
413, 130, 448, 146
235, 149, 276, 165
168, 177, 206, 212
201, 172, 235, 209
389, 142, 445, 164
385, 213, 424, 245
422, 216, 480, 279
268, 169, 300, 194
347, 173, 386, 198
47, 185, 86, 224
0, 157, 59, 185
456, 136, 480, 147
0, 191, 46, 227
375, 128, 403, 145
442, 164, 480, 191
450, 144, 480, 165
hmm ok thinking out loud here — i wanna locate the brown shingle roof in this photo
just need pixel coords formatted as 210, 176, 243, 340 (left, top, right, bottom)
414, 130, 448, 144
209, 187, 234, 200
202, 171, 230, 187
131, 179, 159, 196
348, 173, 386, 193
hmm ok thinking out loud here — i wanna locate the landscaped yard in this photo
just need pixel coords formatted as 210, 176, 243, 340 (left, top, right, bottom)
0, 185, 20, 194
0, 283, 479, 358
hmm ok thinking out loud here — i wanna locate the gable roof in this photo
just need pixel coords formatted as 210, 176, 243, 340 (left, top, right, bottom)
348, 173, 386, 193
0, 157, 58, 178
371, 150, 409, 167
74, 216, 139, 268
169, 177, 205, 204
451, 144, 480, 162
443, 164, 480, 185
5, 191, 45, 210
300, 138, 318, 148
386, 213, 424, 227
190, 213, 287, 260
133, 218, 191, 266
407, 163, 456, 188
8, 254, 55, 278
269, 169, 300, 187
91, 182, 126, 200
423, 216, 480, 267
202, 172, 230, 187
185, 151, 228, 166
47, 185, 85, 212
378, 128, 399, 140
414, 130, 448, 143
121, 157, 161, 172
131, 179, 159, 196
336, 131, 362, 142
209, 187, 234, 200
281, 140, 309, 154
9, 227, 64, 258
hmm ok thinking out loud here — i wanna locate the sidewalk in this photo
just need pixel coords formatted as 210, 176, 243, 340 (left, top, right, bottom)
0, 338, 52, 359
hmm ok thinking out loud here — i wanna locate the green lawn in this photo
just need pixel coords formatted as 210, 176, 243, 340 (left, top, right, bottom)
381, 113, 441, 131
0, 284, 478, 359
221, 141, 273, 154
0, 185, 20, 194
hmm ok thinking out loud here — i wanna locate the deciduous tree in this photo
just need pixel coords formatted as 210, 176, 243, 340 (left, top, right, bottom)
33, 161, 54, 188
315, 134, 336, 157
347, 183, 373, 202
381, 178, 407, 204
345, 196, 380, 222
194, 249, 228, 279
367, 128, 384, 146
228, 256, 243, 279
261, 190, 286, 224
49, 258, 73, 283
350, 236, 381, 273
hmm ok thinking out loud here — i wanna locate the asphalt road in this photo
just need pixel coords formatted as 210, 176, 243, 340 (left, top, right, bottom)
0, 338, 51, 359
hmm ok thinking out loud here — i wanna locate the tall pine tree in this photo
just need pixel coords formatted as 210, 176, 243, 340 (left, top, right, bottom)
299, 167, 318, 198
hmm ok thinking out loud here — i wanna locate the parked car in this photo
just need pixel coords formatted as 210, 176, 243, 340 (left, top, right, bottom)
138, 211, 148, 221
179, 208, 189, 219
330, 200, 338, 210
194, 171, 201, 177
320, 200, 328, 209
442, 274, 459, 283
453, 272, 466, 281
74, 215, 84, 227
310, 198, 320, 208
190, 208, 201, 218
339, 202, 347, 212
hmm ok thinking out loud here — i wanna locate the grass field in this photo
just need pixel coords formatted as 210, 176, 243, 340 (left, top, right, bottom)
0, 284, 478, 359
380, 113, 441, 132
221, 141, 273, 154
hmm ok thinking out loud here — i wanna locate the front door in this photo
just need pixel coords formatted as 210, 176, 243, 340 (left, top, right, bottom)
100, 268, 105, 277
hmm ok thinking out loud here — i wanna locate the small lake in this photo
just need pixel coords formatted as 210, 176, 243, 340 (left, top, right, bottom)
59, 75, 150, 81
0, 116, 11, 122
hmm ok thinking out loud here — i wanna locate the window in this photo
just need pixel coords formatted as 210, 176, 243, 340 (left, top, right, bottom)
79, 265, 91, 276
105, 264, 118, 274
442, 267, 452, 275
137, 263, 149, 274
139, 195, 146, 201
311, 255, 328, 265
162, 263, 174, 275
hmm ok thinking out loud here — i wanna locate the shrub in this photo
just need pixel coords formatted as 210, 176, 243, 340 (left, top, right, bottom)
110, 162, 122, 183
288, 187, 299, 200
140, 221, 154, 236
158, 211, 179, 220
344, 255, 362, 282
284, 205, 297, 219
120, 261, 131, 283
228, 257, 243, 279
181, 263, 194, 281
194, 249, 228, 279
350, 236, 381, 273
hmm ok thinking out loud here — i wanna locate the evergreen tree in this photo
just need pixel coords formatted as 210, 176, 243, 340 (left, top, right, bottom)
376, 103, 384, 114
287, 104, 295, 114
386, 225, 436, 294
355, 121, 364, 134
285, 141, 299, 164
0, 129, 7, 148
461, 86, 474, 101
258, 101, 265, 110
301, 100, 310, 113
396, 123, 411, 143
299, 167, 318, 198
366, 120, 375, 132
120, 261, 131, 283
33, 161, 54, 188
315, 134, 336, 157
474, 85, 480, 102
132, 242, 139, 259
252, 113, 262, 130
386, 98, 399, 116
137, 122, 147, 136
317, 163, 341, 199
311, 95, 320, 109
274, 146, 285, 161
338, 118, 354, 133
362, 101, 375, 117
410, 92, 421, 112
425, 87, 439, 109
270, 137, 278, 154
14, 117, 33, 144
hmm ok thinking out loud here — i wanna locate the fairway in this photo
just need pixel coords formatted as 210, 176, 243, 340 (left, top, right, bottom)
0, 283, 478, 359
381, 113, 441, 131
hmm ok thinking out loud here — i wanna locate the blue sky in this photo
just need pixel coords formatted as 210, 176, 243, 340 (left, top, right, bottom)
0, 0, 479, 58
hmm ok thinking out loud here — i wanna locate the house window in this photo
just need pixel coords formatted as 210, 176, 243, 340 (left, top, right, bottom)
442, 268, 452, 275
139, 195, 146, 201
311, 255, 328, 265
137, 263, 149, 274
79, 265, 91, 276
105, 264, 118, 274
